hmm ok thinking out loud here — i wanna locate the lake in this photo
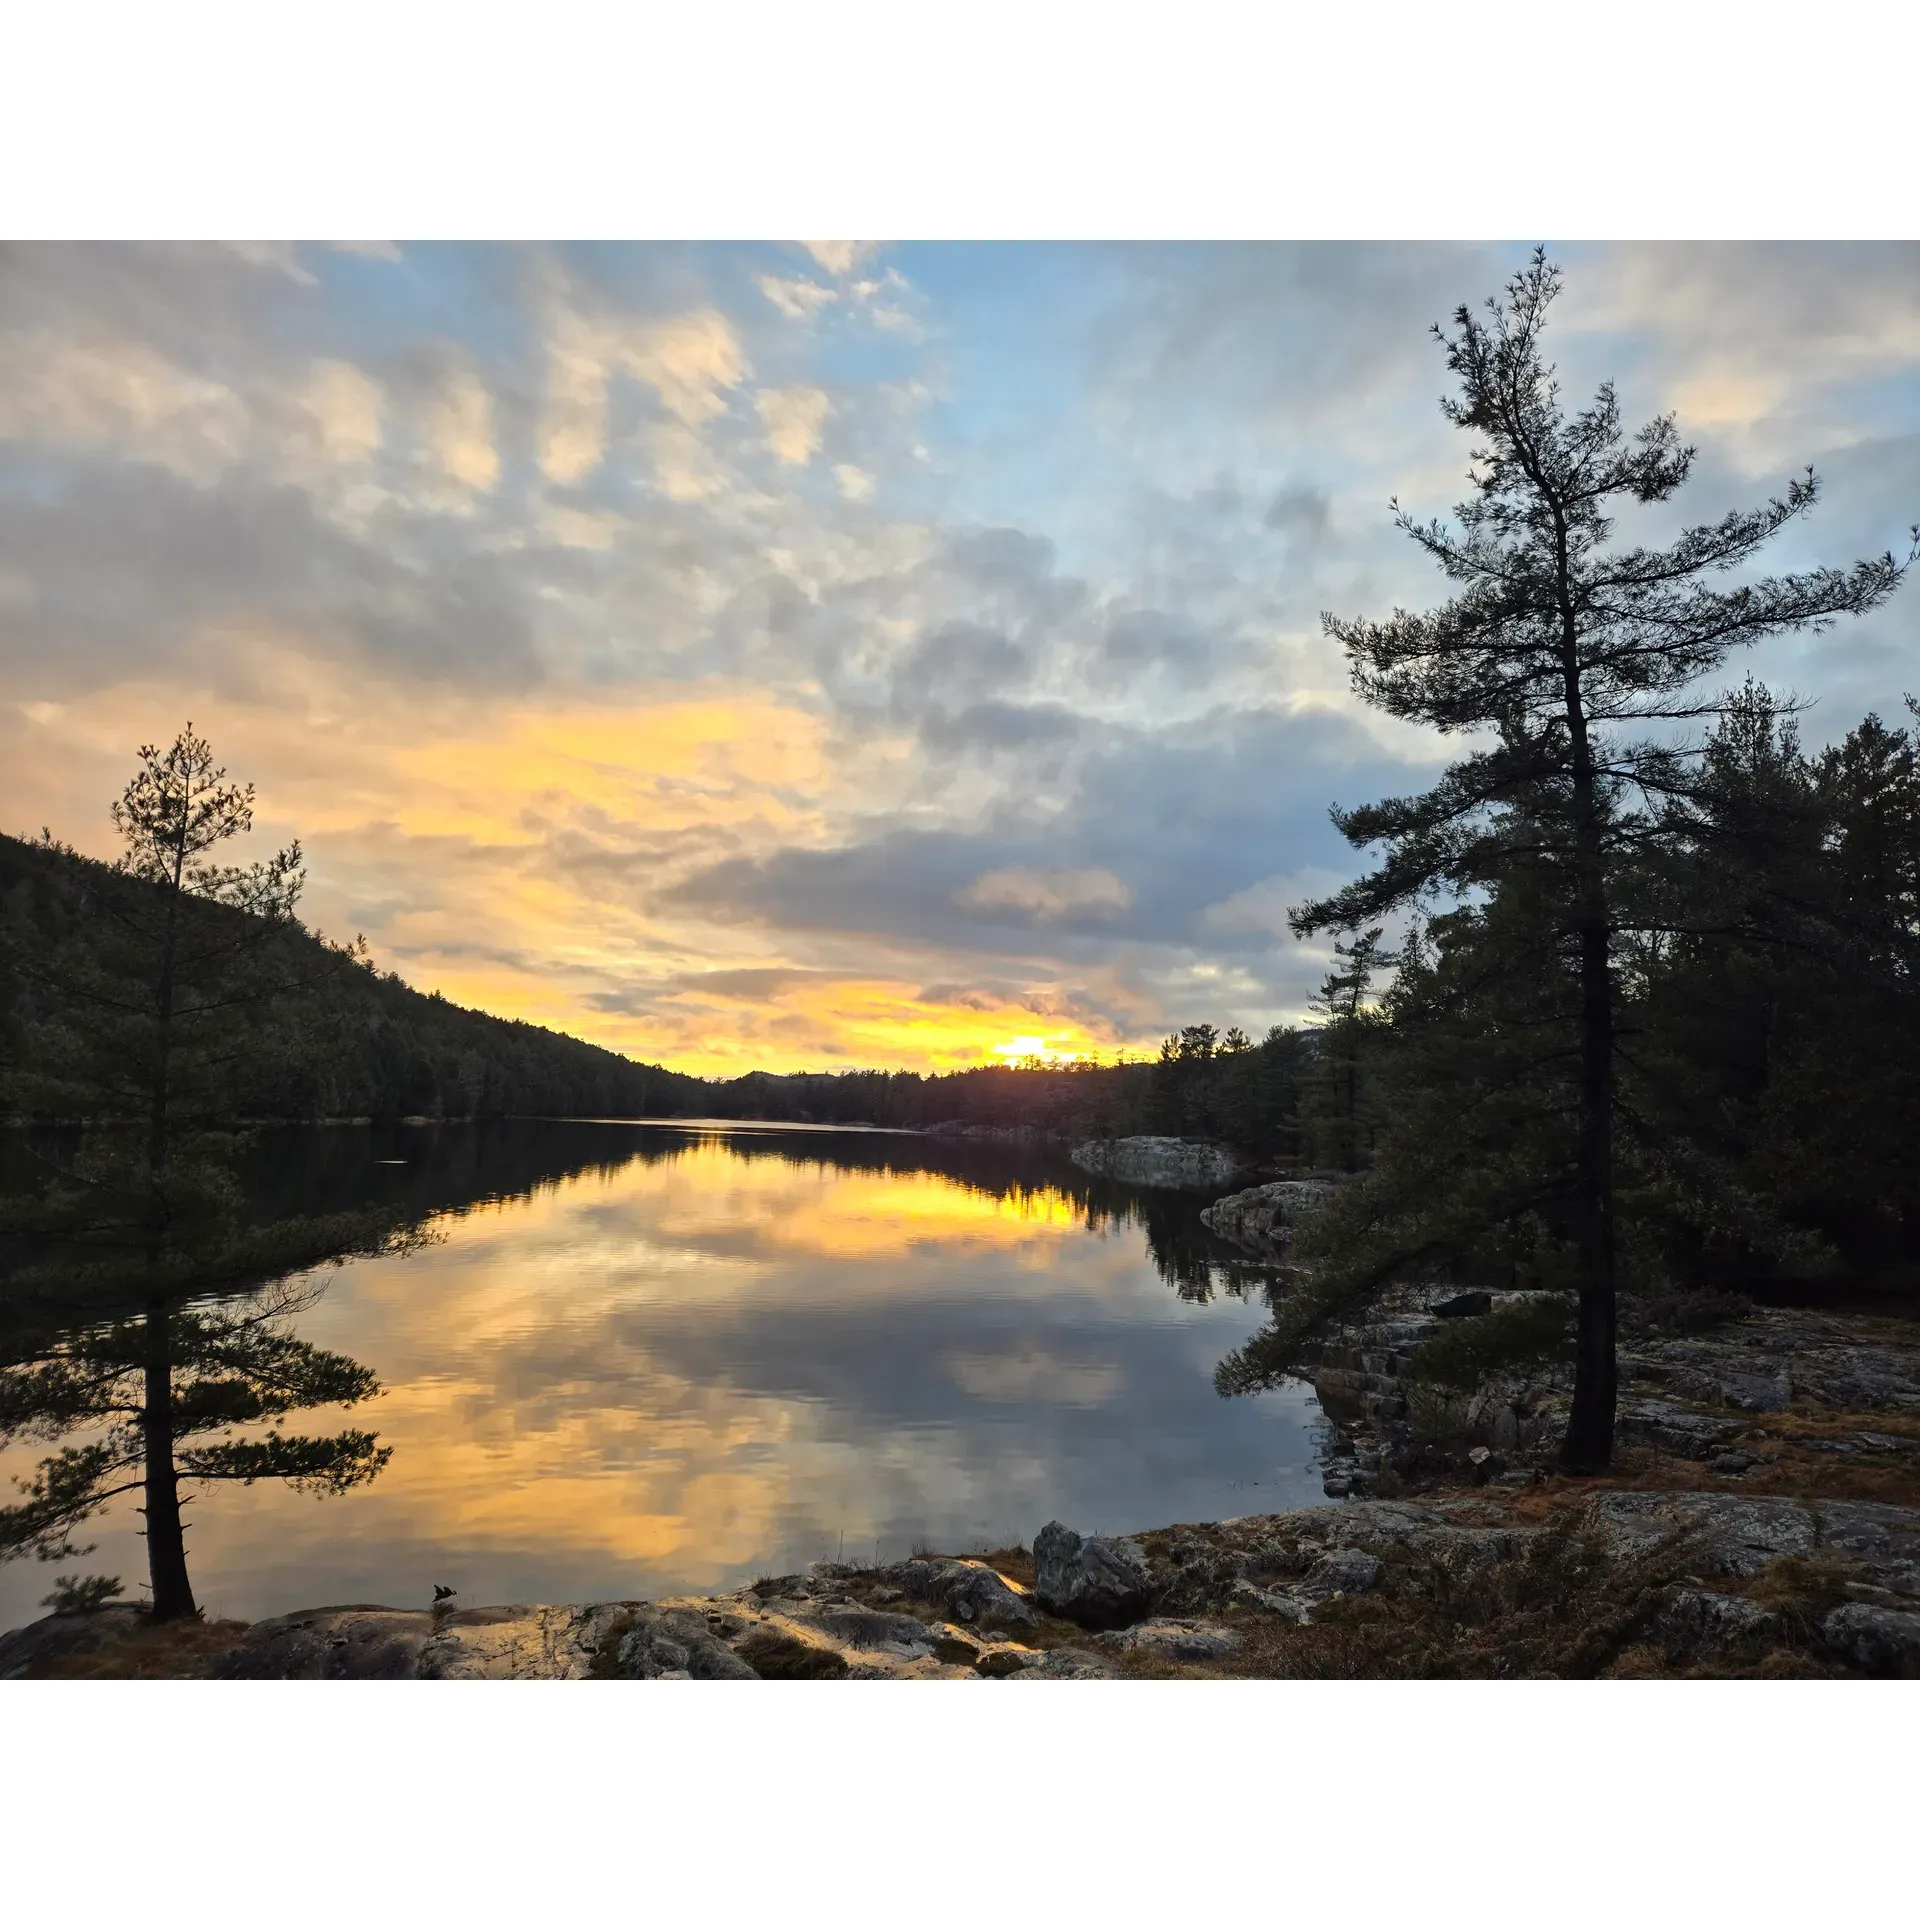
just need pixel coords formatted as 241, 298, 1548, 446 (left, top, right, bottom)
0, 1120, 1328, 1632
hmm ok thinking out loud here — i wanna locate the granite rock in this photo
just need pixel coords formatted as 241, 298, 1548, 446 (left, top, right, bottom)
1069, 1136, 1239, 1191
1033, 1521, 1152, 1628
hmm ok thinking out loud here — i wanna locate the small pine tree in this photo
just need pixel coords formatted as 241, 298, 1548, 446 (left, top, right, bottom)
1303, 927, 1389, 1171
0, 727, 414, 1619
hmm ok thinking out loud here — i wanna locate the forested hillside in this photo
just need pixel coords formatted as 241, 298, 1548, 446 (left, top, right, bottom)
0, 830, 705, 1122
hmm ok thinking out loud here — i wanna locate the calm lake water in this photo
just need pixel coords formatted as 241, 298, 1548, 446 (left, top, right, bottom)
0, 1120, 1327, 1632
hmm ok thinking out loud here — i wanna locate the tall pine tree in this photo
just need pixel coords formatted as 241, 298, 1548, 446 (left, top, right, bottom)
1278, 252, 1910, 1469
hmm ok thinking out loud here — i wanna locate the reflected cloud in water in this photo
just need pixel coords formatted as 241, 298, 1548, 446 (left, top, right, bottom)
1, 1121, 1325, 1628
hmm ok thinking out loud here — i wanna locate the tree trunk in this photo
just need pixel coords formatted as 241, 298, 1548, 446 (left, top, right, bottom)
1557, 527, 1618, 1475
1561, 906, 1619, 1472
142, 1292, 196, 1621
142, 824, 195, 1618
1559, 706, 1618, 1467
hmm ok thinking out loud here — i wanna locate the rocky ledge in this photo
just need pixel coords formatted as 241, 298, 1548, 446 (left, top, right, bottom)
9, 1488, 1917, 1679
1299, 1282, 1920, 1505
1070, 1135, 1239, 1190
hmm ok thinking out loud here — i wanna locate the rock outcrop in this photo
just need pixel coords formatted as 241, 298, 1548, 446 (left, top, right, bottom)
1069, 1136, 1238, 1190
10, 1490, 1918, 1678
1199, 1179, 1334, 1252
0, 1603, 150, 1679
1298, 1284, 1920, 1501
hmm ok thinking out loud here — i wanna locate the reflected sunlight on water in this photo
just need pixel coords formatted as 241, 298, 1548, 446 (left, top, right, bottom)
0, 1122, 1328, 1629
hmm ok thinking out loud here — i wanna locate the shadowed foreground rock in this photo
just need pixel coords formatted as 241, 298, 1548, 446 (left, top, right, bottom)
0, 1603, 150, 1680
1032, 1522, 1152, 1628
7, 1491, 1917, 1678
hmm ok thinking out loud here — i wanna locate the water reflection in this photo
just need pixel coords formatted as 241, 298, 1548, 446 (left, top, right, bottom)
1, 1120, 1326, 1630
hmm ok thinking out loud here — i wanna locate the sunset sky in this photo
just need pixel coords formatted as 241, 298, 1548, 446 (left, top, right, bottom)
3, 241, 1917, 1076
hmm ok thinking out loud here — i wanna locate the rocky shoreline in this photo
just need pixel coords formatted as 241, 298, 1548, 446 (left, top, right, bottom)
8, 1486, 1918, 1679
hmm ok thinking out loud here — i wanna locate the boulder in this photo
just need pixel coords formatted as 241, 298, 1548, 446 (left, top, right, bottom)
212, 1605, 442, 1679
814, 1606, 934, 1650
1819, 1603, 1920, 1677
614, 1607, 759, 1679
1103, 1621, 1244, 1661
976, 1647, 1036, 1678
1004, 1647, 1117, 1680
208, 1600, 759, 1679
0, 1603, 150, 1680
1032, 1521, 1152, 1629
1615, 1401, 1750, 1461
893, 1558, 1039, 1631
1303, 1548, 1382, 1597
1654, 1587, 1778, 1659
1070, 1136, 1239, 1191
1591, 1492, 1920, 1586
1721, 1373, 1792, 1414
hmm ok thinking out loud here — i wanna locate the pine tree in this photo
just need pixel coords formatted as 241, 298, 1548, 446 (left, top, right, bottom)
1279, 252, 1911, 1470
1303, 926, 1388, 1171
0, 727, 412, 1618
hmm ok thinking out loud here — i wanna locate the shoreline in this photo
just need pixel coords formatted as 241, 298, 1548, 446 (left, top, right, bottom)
9, 1470, 1918, 1680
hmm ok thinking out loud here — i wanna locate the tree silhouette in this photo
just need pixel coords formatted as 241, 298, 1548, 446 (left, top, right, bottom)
1, 727, 413, 1618
1283, 252, 1911, 1469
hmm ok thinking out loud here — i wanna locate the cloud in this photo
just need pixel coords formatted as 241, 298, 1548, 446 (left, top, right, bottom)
227, 241, 318, 286
1264, 482, 1329, 537
4, 241, 1914, 1073
802, 241, 879, 277
0, 334, 250, 479
424, 359, 499, 494
756, 385, 830, 465
635, 311, 750, 425
757, 273, 836, 321
298, 360, 383, 465
1198, 868, 1351, 942
539, 305, 749, 483
539, 307, 614, 483
959, 866, 1135, 922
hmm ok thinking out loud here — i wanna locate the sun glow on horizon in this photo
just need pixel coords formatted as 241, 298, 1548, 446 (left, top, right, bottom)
989, 1033, 1096, 1067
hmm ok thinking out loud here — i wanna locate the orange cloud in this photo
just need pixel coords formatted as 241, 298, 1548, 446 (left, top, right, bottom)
2, 653, 1149, 1077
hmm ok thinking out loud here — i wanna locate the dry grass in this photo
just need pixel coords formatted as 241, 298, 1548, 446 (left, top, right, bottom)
1125, 1514, 1794, 1679
736, 1626, 849, 1679
1125, 1482, 1910, 1680
965, 1545, 1036, 1586
28, 1616, 253, 1680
